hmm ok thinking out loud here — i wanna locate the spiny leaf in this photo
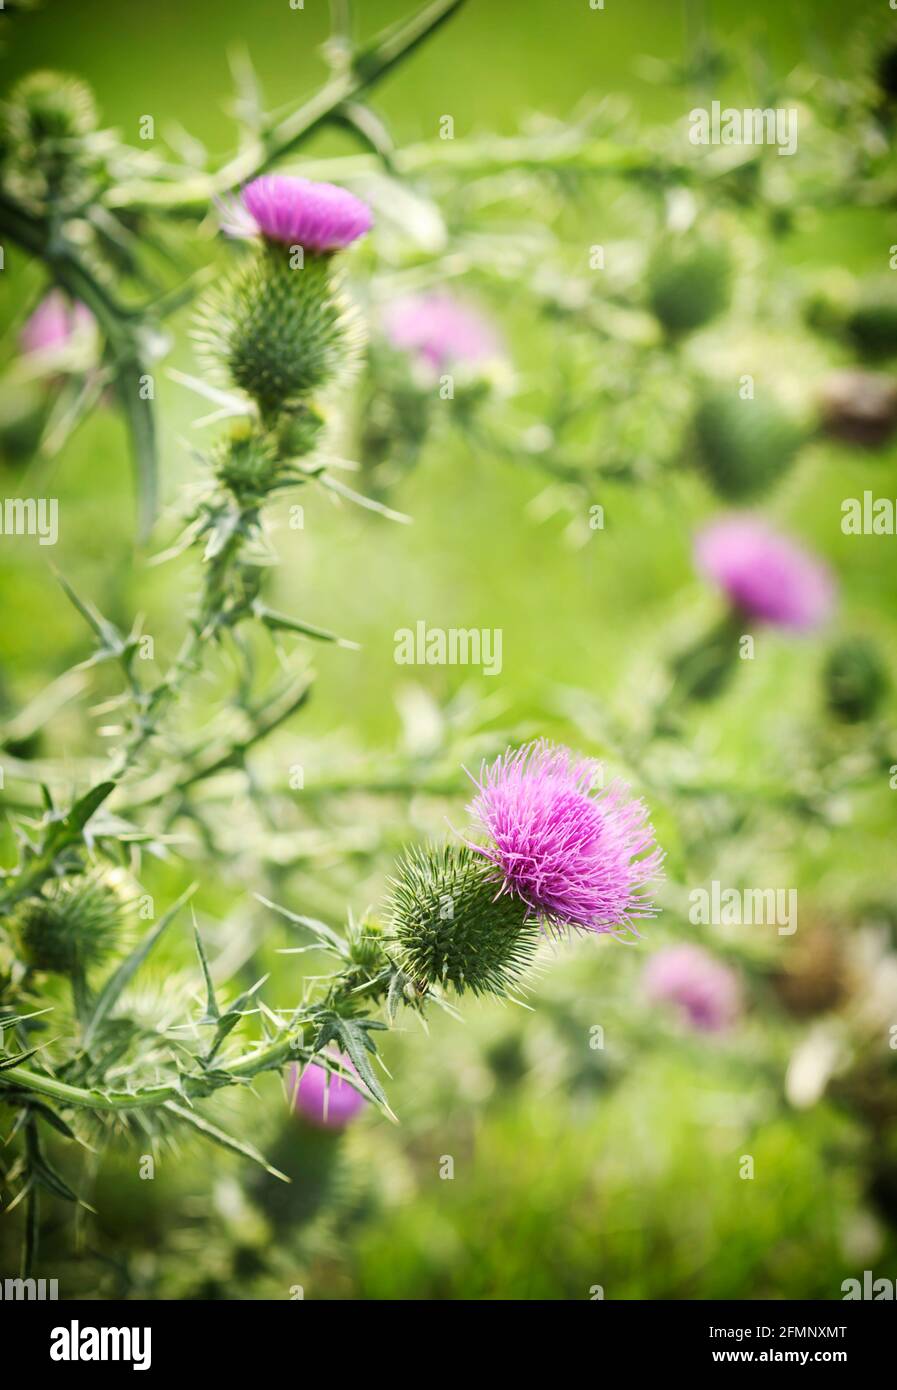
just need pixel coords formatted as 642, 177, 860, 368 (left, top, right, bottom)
254, 895, 350, 958
193, 917, 220, 1024
0, 1047, 40, 1071
164, 1101, 289, 1182
113, 353, 158, 542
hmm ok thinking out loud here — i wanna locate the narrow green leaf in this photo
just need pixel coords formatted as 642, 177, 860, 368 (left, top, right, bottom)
27, 1101, 76, 1141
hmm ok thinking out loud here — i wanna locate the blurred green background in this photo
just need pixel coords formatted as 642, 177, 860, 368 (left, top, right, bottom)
1, 0, 896, 1300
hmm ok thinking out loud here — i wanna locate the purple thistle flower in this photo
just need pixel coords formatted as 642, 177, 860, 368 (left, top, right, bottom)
695, 515, 835, 631
288, 1055, 367, 1129
643, 944, 741, 1033
20, 290, 94, 354
466, 740, 663, 936
221, 174, 373, 253
383, 292, 500, 372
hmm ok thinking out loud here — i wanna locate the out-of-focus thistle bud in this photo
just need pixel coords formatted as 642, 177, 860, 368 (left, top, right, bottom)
818, 369, 897, 449
13, 869, 129, 975
878, 44, 897, 103
691, 386, 806, 499
801, 274, 856, 338
4, 69, 98, 142
210, 422, 283, 503
824, 636, 889, 723
846, 296, 897, 362
2, 71, 99, 208
386, 843, 540, 998
275, 403, 325, 460
646, 237, 731, 338
772, 927, 846, 1019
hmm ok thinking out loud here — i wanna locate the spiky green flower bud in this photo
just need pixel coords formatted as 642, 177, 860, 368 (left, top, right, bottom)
2, 71, 99, 208
846, 300, 897, 362
386, 843, 540, 998
647, 238, 731, 338
691, 387, 805, 499
210, 423, 282, 502
276, 403, 326, 460
195, 247, 361, 425
4, 70, 98, 144
824, 637, 889, 724
13, 870, 128, 975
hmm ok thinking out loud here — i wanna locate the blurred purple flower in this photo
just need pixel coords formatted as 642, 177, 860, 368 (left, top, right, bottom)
220, 174, 373, 252
20, 290, 94, 354
695, 516, 835, 630
383, 292, 500, 371
643, 944, 741, 1032
466, 740, 663, 936
288, 1056, 367, 1129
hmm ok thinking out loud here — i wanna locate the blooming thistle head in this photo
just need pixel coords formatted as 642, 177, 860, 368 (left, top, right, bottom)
695, 516, 836, 631
382, 292, 500, 374
643, 944, 741, 1033
386, 842, 541, 997
288, 1055, 367, 1129
466, 741, 663, 938
221, 174, 373, 253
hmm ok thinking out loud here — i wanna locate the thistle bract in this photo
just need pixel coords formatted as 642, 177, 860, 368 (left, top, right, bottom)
387, 843, 540, 997
195, 246, 360, 423
13, 871, 128, 975
467, 741, 663, 937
